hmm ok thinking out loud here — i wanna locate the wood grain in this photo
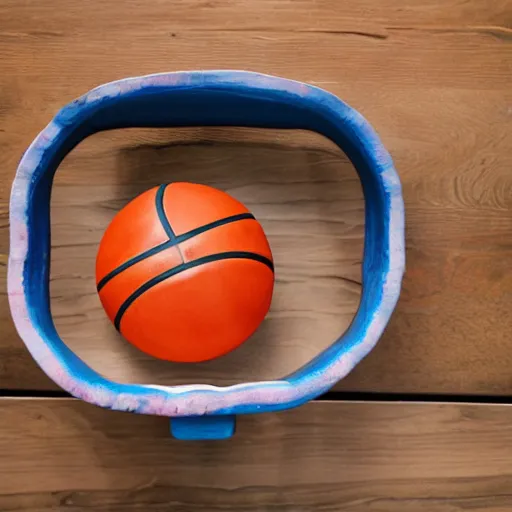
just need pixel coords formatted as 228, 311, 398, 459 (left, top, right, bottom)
51, 129, 364, 387
2, 399, 512, 511
1, 0, 511, 393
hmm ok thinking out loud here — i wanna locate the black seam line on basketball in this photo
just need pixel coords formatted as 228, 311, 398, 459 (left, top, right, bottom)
96, 213, 256, 292
155, 183, 184, 263
113, 251, 274, 331
155, 183, 177, 240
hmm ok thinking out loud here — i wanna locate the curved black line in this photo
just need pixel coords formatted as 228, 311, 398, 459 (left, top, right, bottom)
155, 183, 176, 240
177, 212, 254, 242
114, 251, 274, 331
97, 239, 174, 292
96, 212, 256, 292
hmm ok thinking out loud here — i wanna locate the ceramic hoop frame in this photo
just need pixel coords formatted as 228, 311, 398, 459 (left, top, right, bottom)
9, 71, 405, 439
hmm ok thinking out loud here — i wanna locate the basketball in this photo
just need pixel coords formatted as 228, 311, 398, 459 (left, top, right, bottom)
96, 182, 274, 363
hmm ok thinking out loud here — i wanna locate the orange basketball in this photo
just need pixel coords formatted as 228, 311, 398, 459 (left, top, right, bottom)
96, 183, 274, 363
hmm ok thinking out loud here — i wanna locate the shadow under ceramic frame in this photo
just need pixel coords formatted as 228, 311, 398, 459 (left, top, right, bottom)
51, 127, 365, 389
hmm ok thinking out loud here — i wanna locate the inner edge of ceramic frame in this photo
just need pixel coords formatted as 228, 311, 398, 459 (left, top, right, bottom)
8, 71, 405, 417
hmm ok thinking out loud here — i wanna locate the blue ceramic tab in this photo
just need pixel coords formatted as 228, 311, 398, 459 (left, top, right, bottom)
171, 415, 236, 440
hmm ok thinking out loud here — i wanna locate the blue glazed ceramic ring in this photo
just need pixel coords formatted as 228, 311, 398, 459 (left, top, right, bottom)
8, 71, 405, 440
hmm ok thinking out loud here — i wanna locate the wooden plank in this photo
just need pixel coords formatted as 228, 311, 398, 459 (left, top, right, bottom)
1, 399, 512, 510
1, 0, 511, 393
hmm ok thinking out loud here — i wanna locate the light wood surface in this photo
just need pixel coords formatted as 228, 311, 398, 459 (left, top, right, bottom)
1, 0, 511, 393
1, 399, 512, 511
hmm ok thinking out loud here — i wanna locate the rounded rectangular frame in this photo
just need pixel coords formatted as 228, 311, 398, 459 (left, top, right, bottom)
8, 71, 404, 438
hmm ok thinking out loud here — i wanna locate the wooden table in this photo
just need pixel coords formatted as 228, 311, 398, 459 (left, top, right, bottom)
1, 0, 511, 509
3, 399, 512, 511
